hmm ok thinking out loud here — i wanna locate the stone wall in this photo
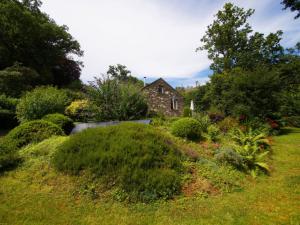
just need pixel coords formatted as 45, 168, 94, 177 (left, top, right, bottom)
142, 79, 184, 117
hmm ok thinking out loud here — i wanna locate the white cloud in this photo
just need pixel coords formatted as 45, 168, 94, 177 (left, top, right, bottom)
41, 0, 300, 84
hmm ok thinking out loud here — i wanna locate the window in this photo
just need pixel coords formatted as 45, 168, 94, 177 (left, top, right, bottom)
171, 96, 178, 110
158, 85, 164, 94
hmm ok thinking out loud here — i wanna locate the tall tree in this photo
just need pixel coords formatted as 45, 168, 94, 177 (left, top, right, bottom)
0, 0, 83, 86
107, 64, 143, 87
282, 0, 300, 19
197, 3, 283, 73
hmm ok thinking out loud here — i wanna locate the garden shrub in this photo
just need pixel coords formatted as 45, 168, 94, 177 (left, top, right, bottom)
43, 114, 74, 135
5, 120, 64, 149
65, 99, 93, 122
208, 112, 225, 123
206, 125, 221, 142
217, 117, 239, 133
0, 138, 20, 172
52, 123, 183, 202
214, 148, 244, 170
16, 86, 70, 122
171, 118, 202, 140
183, 107, 192, 117
193, 113, 211, 133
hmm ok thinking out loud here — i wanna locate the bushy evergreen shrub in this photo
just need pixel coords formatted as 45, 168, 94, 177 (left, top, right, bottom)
43, 114, 74, 135
65, 99, 93, 122
52, 123, 183, 202
217, 117, 239, 133
171, 118, 202, 140
5, 120, 64, 149
16, 86, 70, 122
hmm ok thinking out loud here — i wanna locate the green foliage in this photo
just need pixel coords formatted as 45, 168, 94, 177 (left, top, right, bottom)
107, 64, 144, 88
0, 138, 20, 172
282, 0, 300, 19
197, 160, 244, 192
183, 107, 192, 117
192, 113, 211, 133
230, 128, 270, 177
217, 117, 239, 133
0, 64, 40, 97
16, 86, 70, 122
5, 120, 64, 149
206, 125, 221, 142
171, 118, 202, 140
52, 123, 183, 202
214, 148, 244, 170
198, 2, 283, 72
87, 76, 147, 121
65, 99, 93, 122
285, 116, 300, 127
0, 0, 83, 86
42, 114, 74, 135
0, 94, 19, 129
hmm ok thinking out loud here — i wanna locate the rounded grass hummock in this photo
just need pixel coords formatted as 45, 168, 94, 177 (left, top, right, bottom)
52, 122, 183, 202
171, 118, 202, 141
5, 120, 64, 149
43, 113, 74, 135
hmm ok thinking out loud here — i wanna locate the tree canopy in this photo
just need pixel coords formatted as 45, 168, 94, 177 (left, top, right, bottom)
282, 0, 300, 19
197, 3, 284, 73
0, 0, 83, 87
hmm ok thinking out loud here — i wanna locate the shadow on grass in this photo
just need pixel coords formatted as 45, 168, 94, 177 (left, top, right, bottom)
279, 127, 300, 136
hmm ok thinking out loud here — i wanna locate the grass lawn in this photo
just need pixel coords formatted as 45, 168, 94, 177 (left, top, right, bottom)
0, 128, 299, 225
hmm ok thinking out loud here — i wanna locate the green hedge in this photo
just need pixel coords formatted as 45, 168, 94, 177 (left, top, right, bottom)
5, 120, 64, 149
0, 138, 20, 172
52, 122, 183, 202
43, 114, 74, 135
171, 118, 202, 140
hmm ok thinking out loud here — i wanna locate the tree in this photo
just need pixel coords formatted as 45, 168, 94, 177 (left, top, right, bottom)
282, 0, 300, 19
107, 64, 144, 87
197, 3, 283, 73
0, 0, 83, 87
0, 64, 40, 97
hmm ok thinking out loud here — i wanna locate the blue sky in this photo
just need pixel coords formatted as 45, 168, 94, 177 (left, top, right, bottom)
41, 0, 300, 87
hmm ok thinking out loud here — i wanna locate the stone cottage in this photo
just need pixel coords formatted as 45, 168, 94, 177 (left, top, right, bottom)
142, 78, 184, 117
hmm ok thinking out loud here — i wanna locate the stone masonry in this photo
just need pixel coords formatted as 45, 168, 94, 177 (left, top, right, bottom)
142, 78, 184, 117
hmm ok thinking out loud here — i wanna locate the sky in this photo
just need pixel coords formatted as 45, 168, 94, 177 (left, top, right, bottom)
41, 0, 300, 87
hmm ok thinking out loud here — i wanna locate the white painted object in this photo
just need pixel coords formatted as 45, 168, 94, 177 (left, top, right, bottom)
190, 100, 194, 111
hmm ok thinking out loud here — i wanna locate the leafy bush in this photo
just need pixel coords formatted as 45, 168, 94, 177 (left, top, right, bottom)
171, 118, 202, 140
0, 95, 19, 129
285, 116, 300, 128
43, 114, 74, 135
87, 76, 147, 121
217, 117, 239, 133
206, 125, 221, 142
192, 113, 211, 133
52, 123, 183, 202
183, 107, 192, 117
16, 86, 70, 122
215, 148, 244, 170
208, 113, 225, 123
0, 138, 20, 172
230, 128, 270, 177
5, 120, 64, 149
65, 99, 93, 122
